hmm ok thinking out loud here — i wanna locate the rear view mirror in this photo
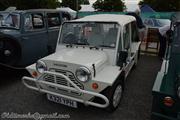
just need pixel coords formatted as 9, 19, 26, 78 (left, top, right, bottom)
117, 51, 128, 67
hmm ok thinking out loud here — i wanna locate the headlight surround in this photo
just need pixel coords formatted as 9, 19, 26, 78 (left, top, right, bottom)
177, 86, 180, 98
75, 67, 91, 82
36, 60, 47, 73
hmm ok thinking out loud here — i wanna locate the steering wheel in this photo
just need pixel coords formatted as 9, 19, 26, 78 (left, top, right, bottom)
80, 38, 89, 45
63, 32, 77, 44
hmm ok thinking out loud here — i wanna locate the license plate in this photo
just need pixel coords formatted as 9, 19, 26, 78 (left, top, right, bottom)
47, 94, 77, 108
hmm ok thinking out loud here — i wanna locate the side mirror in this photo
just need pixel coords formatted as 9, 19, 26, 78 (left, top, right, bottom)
117, 51, 128, 67
166, 30, 173, 44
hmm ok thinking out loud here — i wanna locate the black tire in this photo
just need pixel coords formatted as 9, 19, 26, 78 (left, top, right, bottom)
104, 77, 124, 112
0, 38, 21, 66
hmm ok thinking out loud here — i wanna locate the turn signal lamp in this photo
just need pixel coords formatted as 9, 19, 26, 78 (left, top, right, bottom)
32, 71, 38, 78
92, 83, 98, 90
163, 96, 174, 107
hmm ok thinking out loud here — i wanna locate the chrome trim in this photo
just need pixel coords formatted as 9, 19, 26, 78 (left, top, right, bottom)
22, 71, 109, 108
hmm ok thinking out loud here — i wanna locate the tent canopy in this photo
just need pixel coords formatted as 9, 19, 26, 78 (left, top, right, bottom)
80, 5, 95, 12
140, 5, 155, 13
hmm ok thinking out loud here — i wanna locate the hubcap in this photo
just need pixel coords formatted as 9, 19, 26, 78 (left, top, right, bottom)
113, 85, 122, 107
4, 50, 11, 56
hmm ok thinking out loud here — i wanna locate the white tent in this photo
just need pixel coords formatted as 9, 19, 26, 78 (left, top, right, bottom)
5, 7, 17, 11
80, 5, 95, 12
56, 7, 77, 19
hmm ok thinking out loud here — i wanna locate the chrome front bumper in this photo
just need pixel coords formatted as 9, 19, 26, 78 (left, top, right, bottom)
22, 71, 109, 108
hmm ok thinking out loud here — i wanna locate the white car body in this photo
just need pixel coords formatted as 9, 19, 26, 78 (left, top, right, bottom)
22, 14, 141, 110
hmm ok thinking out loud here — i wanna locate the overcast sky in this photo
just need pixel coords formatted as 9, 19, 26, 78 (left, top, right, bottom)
89, 0, 140, 11
59, 0, 141, 11
59, 0, 140, 4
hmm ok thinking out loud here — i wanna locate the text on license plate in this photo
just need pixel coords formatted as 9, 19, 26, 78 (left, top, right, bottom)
47, 94, 77, 108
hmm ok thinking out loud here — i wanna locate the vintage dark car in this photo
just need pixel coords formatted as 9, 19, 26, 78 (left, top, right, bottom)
0, 9, 71, 69
151, 12, 180, 120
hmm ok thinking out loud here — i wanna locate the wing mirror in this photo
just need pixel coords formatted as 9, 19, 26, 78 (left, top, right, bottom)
117, 51, 128, 68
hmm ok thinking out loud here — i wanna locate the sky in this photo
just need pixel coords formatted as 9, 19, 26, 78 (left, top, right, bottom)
59, 0, 141, 12
59, 0, 141, 4
89, 0, 140, 4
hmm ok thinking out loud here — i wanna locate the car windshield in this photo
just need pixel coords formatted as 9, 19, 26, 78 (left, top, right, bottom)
59, 22, 119, 48
0, 13, 20, 29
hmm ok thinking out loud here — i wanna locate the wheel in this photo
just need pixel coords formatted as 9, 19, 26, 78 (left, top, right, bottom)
104, 79, 124, 112
0, 38, 21, 66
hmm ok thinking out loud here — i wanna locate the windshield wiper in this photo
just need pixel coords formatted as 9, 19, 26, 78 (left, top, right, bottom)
89, 46, 99, 50
74, 43, 88, 45
98, 45, 114, 48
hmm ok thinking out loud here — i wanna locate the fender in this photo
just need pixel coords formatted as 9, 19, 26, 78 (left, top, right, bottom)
93, 65, 122, 86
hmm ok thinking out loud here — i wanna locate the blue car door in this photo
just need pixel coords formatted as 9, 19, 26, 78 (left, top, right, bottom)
46, 12, 61, 53
21, 12, 48, 65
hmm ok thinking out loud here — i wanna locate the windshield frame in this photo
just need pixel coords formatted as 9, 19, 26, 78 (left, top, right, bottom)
0, 12, 21, 30
58, 21, 121, 49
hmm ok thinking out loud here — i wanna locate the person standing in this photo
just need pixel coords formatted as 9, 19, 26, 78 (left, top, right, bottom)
126, 8, 146, 41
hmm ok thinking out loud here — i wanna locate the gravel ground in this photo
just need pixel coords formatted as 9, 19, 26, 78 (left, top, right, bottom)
0, 55, 161, 120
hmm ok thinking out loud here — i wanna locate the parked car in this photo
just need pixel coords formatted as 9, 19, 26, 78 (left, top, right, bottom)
0, 9, 71, 69
151, 12, 180, 120
22, 14, 141, 111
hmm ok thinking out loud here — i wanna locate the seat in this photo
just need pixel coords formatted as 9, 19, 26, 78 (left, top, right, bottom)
104, 28, 118, 47
88, 27, 104, 46
145, 28, 160, 50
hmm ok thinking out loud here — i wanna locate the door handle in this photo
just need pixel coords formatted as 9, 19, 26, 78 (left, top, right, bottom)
21, 37, 29, 40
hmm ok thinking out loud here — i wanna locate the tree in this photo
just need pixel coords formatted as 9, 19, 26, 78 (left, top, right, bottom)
83, 0, 90, 5
93, 0, 125, 12
0, 0, 60, 11
61, 0, 90, 11
139, 0, 180, 12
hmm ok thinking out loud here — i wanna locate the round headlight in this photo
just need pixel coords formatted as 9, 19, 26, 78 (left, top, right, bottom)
177, 86, 180, 98
75, 67, 91, 82
36, 60, 47, 73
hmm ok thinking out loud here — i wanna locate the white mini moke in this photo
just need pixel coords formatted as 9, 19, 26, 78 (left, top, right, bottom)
22, 14, 141, 112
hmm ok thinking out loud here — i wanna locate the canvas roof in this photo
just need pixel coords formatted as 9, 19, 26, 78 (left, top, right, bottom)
72, 14, 136, 26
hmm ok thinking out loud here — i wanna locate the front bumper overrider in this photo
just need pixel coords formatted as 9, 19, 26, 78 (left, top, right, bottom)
22, 71, 109, 108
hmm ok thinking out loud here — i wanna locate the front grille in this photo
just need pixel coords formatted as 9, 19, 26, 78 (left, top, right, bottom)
43, 69, 84, 96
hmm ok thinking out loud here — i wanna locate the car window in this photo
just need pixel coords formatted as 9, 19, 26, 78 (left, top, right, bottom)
123, 24, 130, 50
118, 33, 122, 52
59, 22, 119, 48
62, 12, 70, 22
47, 13, 61, 28
0, 13, 20, 29
24, 13, 44, 31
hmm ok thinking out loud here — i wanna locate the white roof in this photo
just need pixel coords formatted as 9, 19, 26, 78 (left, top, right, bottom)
56, 7, 77, 18
56, 7, 76, 13
72, 14, 136, 26
80, 5, 95, 12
